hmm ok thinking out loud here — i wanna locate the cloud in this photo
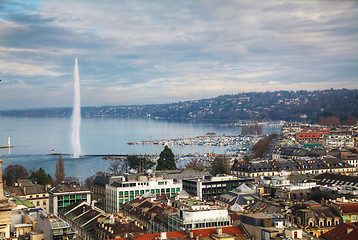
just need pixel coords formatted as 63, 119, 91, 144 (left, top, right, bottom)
0, 59, 65, 77
0, 0, 357, 109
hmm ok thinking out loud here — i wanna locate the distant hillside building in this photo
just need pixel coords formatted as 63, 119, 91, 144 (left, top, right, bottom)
295, 129, 329, 144
324, 133, 355, 149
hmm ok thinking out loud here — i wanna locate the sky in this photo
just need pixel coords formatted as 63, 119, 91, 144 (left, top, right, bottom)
0, 0, 357, 110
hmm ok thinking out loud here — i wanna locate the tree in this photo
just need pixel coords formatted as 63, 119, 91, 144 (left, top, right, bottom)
30, 168, 53, 186
127, 155, 155, 173
185, 158, 204, 171
243, 155, 251, 162
156, 146, 176, 170
84, 175, 95, 189
319, 116, 340, 127
55, 154, 65, 185
64, 176, 80, 183
211, 155, 230, 175
108, 159, 129, 175
3, 164, 28, 186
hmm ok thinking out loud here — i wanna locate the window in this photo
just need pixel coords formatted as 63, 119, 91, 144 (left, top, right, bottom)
36, 201, 40, 206
43, 201, 46, 205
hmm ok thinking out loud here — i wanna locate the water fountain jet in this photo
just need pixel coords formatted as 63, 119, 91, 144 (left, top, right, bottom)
71, 58, 82, 158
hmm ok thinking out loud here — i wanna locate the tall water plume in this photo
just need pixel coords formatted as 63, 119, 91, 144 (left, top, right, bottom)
71, 58, 82, 158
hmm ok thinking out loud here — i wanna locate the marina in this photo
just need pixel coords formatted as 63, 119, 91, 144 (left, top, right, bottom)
127, 135, 262, 151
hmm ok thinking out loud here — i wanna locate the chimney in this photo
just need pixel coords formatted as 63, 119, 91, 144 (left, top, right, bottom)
160, 232, 167, 240
217, 227, 222, 236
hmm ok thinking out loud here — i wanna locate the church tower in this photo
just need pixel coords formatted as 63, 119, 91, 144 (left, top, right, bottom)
0, 154, 16, 238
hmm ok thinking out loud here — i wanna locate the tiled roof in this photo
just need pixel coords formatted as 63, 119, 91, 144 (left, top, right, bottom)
321, 222, 358, 240
109, 226, 248, 240
50, 183, 90, 194
340, 204, 358, 213
92, 175, 110, 187
4, 186, 23, 196
24, 186, 47, 195
315, 173, 358, 186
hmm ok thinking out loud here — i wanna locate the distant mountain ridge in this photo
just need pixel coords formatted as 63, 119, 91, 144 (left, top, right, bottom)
1, 89, 357, 123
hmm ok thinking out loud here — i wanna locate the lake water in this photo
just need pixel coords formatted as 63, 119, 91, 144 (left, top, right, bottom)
0, 116, 281, 181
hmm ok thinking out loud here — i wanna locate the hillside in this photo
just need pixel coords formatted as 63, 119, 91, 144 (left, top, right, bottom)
1, 89, 357, 123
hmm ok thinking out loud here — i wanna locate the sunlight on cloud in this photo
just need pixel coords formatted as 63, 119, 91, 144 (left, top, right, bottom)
0, 60, 65, 77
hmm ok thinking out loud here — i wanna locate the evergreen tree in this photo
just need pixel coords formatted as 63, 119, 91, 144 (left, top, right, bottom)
156, 146, 176, 170
30, 168, 53, 186
55, 154, 65, 185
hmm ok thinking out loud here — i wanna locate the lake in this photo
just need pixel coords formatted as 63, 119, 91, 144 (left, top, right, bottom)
0, 116, 281, 180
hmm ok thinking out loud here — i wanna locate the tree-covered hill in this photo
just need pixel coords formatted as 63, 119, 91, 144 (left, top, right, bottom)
1, 89, 357, 123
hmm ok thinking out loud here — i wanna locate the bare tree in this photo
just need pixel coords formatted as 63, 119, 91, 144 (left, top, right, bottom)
185, 158, 205, 171
55, 154, 66, 185
108, 159, 128, 175
210, 155, 230, 175
3, 164, 28, 186
84, 175, 94, 189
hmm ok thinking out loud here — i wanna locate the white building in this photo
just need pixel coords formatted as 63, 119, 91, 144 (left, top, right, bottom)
324, 134, 354, 149
49, 182, 91, 216
165, 205, 231, 232
106, 174, 181, 212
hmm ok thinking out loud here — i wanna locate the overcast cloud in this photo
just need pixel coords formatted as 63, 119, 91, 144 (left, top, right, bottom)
0, 0, 357, 109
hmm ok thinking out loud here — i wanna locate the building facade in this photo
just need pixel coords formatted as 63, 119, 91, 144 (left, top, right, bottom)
106, 174, 181, 212
49, 182, 91, 216
165, 205, 231, 232
37, 210, 77, 240
182, 175, 254, 200
324, 133, 355, 149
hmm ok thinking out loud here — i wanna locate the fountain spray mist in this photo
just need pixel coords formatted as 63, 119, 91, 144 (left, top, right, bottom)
71, 58, 82, 158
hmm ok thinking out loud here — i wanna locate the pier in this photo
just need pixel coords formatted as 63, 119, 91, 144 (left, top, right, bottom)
0, 137, 13, 149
